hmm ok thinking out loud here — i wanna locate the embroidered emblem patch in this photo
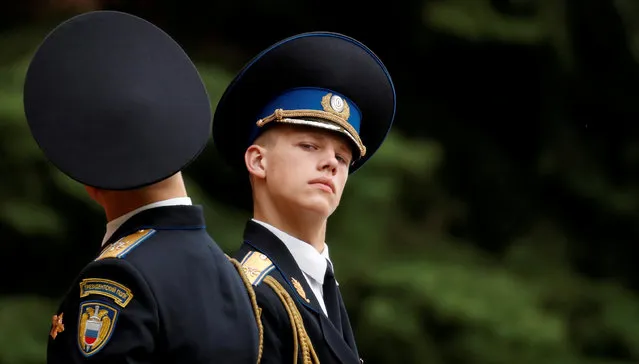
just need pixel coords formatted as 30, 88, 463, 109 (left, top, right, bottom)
291, 277, 310, 303
77, 301, 119, 357
50, 312, 65, 339
79, 278, 133, 308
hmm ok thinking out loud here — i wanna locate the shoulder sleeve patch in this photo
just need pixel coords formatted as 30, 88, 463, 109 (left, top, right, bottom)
96, 229, 156, 261
77, 300, 120, 357
240, 251, 275, 286
79, 278, 133, 308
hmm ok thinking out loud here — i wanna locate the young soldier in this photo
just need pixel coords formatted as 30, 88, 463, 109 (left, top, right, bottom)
24, 11, 260, 363
212, 32, 396, 364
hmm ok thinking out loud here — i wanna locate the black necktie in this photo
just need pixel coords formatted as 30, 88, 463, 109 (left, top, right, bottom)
323, 262, 343, 334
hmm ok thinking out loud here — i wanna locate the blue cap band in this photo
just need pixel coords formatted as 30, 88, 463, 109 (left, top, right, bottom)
248, 87, 362, 145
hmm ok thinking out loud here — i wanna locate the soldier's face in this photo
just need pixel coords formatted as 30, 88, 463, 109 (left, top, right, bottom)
249, 125, 352, 218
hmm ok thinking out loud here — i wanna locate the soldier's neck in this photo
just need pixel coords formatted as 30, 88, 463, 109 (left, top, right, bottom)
103, 192, 187, 222
101, 175, 188, 222
253, 203, 327, 253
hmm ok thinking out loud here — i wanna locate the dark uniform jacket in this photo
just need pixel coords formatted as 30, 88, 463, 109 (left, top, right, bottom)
234, 220, 362, 364
47, 205, 260, 363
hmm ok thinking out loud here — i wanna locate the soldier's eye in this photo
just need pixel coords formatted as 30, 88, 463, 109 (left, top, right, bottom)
299, 143, 317, 150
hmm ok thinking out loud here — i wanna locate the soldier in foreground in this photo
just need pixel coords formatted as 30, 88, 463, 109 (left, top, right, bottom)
212, 32, 397, 363
24, 10, 260, 363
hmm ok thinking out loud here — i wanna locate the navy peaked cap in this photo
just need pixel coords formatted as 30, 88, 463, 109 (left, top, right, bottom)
23, 10, 212, 190
212, 32, 396, 174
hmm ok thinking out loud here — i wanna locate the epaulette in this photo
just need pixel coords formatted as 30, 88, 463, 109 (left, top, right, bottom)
96, 229, 156, 260
240, 251, 275, 286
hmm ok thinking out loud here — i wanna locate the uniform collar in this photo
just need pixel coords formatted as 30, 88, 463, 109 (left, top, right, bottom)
102, 197, 192, 246
101, 200, 206, 250
251, 218, 333, 285
243, 220, 323, 314
241, 220, 358, 363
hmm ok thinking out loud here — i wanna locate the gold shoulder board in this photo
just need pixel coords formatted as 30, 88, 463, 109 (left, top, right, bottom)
96, 229, 156, 261
240, 251, 275, 286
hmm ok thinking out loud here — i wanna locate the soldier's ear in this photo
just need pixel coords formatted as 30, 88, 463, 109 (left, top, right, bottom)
245, 144, 267, 179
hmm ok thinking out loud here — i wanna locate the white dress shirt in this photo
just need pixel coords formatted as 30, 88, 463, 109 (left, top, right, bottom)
101, 197, 193, 247
252, 218, 337, 317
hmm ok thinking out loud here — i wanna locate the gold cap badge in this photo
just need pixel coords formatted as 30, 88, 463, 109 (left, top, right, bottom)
321, 93, 350, 120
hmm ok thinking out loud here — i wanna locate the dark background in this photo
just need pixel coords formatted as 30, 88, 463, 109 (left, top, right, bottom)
1, 0, 639, 363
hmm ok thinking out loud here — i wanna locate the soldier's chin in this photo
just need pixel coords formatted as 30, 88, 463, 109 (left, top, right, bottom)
296, 197, 335, 219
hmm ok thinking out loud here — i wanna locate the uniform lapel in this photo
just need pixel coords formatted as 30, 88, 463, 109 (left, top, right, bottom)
338, 294, 359, 356
243, 220, 360, 363
243, 220, 323, 314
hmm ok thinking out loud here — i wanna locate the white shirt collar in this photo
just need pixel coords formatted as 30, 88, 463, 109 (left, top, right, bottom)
252, 218, 332, 285
101, 197, 192, 247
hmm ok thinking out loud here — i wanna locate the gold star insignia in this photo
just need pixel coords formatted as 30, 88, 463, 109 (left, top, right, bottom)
50, 312, 65, 339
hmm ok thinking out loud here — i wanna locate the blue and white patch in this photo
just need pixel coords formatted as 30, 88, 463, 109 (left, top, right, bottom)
77, 301, 119, 357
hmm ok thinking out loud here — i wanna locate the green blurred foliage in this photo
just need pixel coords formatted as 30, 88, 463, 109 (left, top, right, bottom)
2, 0, 639, 363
